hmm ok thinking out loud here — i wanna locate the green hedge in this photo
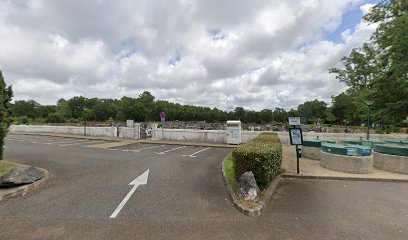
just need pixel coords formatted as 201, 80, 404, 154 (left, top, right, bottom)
232, 132, 282, 188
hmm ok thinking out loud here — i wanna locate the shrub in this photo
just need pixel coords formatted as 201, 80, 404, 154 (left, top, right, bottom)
0, 70, 13, 160
45, 112, 66, 123
232, 132, 282, 188
18, 115, 29, 124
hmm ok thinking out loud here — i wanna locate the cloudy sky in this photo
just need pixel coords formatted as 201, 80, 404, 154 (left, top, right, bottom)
0, 0, 379, 111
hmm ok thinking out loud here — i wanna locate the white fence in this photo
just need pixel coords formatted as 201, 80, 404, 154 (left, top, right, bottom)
10, 125, 407, 144
9, 125, 141, 139
152, 127, 407, 145
118, 125, 140, 139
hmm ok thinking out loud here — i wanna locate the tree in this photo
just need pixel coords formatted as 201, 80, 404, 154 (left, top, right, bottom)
46, 112, 67, 123
272, 108, 288, 123
11, 100, 41, 118
260, 109, 273, 123
234, 107, 246, 120
330, 0, 408, 126
0, 71, 13, 160
297, 100, 327, 124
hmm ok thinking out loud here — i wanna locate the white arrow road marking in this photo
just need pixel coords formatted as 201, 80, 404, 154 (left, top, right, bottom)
182, 147, 211, 158
155, 146, 186, 155
110, 169, 149, 219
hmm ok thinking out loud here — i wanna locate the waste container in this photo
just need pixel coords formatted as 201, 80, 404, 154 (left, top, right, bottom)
226, 120, 241, 144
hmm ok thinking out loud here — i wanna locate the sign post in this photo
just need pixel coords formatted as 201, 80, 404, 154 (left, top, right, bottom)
288, 117, 303, 174
160, 112, 166, 140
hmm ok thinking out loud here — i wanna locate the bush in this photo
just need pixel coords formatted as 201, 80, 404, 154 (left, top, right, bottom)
232, 132, 282, 188
18, 115, 29, 124
45, 112, 66, 123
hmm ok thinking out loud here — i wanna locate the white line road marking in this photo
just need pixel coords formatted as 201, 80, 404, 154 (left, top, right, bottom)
110, 169, 149, 219
59, 141, 105, 146
136, 145, 165, 151
155, 146, 186, 155
182, 147, 211, 158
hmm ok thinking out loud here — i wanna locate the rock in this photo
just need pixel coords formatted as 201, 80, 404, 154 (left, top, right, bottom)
0, 166, 44, 188
238, 171, 260, 201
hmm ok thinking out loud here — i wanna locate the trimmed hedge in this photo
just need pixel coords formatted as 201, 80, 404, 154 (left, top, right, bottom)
232, 132, 282, 188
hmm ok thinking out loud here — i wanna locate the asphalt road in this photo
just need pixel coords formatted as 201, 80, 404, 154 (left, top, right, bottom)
1, 134, 407, 240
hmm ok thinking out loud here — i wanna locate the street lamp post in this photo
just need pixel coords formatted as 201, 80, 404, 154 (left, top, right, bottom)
365, 101, 373, 140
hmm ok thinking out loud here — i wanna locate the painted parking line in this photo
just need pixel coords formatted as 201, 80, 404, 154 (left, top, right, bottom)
182, 147, 211, 158
59, 140, 106, 146
106, 145, 165, 153
155, 146, 186, 155
136, 145, 165, 152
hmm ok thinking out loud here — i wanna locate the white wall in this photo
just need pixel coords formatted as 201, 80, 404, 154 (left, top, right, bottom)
118, 125, 140, 139
10, 125, 407, 144
152, 128, 227, 143
10, 125, 117, 137
151, 127, 407, 145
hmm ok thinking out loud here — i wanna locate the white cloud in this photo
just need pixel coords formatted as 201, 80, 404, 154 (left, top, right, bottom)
0, 0, 377, 110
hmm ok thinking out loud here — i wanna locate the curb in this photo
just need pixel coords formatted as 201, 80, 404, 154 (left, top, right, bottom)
221, 156, 281, 216
281, 174, 408, 183
0, 167, 50, 202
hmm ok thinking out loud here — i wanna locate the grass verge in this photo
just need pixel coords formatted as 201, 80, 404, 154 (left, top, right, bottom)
224, 153, 240, 193
0, 161, 18, 176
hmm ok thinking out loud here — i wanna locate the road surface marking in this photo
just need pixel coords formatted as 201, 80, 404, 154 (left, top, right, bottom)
182, 147, 211, 158
155, 146, 186, 155
136, 145, 165, 151
110, 169, 149, 219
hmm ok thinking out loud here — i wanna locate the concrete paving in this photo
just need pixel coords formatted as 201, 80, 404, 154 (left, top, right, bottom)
1, 135, 408, 239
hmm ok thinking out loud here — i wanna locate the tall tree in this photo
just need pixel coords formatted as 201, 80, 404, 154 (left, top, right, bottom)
0, 71, 13, 160
330, 0, 408, 126
297, 99, 327, 124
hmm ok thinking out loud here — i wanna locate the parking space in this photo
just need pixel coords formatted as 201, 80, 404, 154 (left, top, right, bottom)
5, 134, 111, 148
109, 143, 213, 158
2, 134, 408, 239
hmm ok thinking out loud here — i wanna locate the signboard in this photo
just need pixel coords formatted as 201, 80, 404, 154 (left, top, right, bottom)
288, 117, 301, 126
289, 128, 303, 145
160, 112, 166, 123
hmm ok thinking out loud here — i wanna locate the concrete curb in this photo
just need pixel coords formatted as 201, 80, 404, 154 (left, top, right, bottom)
0, 167, 50, 202
221, 156, 281, 216
281, 173, 408, 183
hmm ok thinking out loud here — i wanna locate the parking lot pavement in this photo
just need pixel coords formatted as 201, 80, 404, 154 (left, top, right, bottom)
1, 134, 408, 239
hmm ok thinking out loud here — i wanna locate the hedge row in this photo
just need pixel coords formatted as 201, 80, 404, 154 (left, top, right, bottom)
232, 132, 282, 188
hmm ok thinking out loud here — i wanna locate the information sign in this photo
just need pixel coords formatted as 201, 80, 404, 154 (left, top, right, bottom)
288, 117, 301, 126
289, 128, 303, 145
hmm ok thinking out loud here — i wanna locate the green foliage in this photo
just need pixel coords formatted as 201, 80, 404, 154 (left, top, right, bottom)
0, 71, 13, 160
330, 0, 408, 127
224, 153, 240, 193
18, 116, 29, 124
45, 112, 67, 123
297, 99, 327, 124
232, 133, 282, 188
0, 161, 17, 176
